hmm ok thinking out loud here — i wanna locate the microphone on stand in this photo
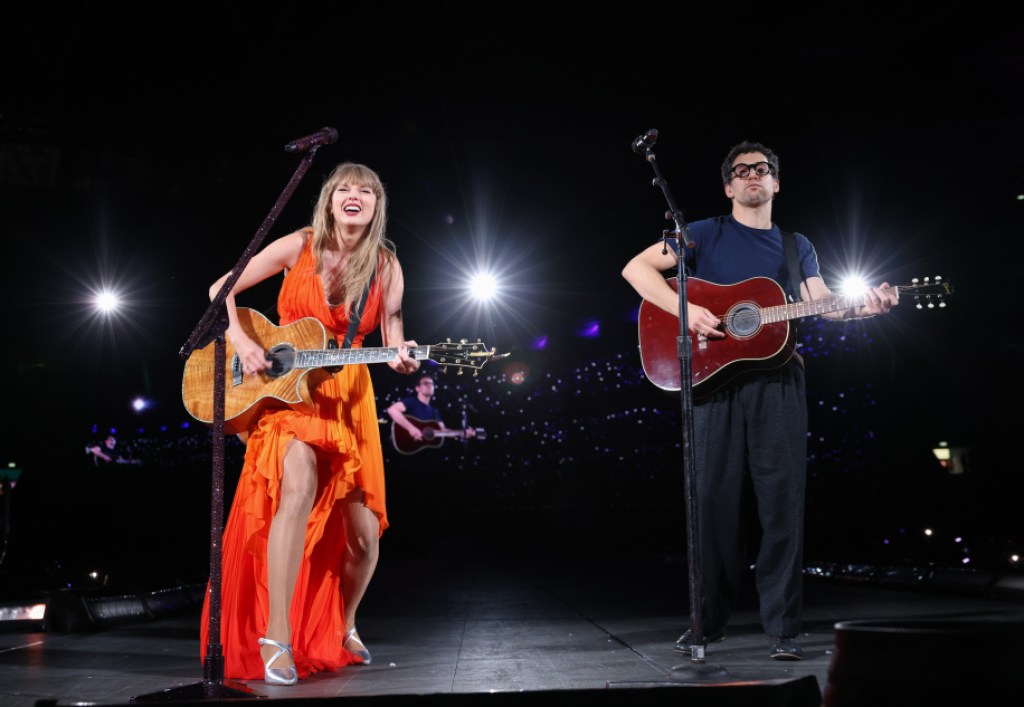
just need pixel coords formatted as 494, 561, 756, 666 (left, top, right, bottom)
284, 127, 338, 153
631, 128, 658, 154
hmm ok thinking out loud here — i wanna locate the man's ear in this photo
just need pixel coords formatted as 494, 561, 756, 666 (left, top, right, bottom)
724, 182, 735, 200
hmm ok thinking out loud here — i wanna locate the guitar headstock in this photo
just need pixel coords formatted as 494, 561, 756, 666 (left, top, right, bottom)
902, 276, 953, 310
428, 340, 509, 375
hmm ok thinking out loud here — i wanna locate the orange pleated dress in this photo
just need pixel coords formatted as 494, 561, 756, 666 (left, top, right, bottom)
200, 233, 389, 680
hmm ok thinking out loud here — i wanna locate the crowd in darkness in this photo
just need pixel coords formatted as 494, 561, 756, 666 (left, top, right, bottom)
53, 317, 1011, 590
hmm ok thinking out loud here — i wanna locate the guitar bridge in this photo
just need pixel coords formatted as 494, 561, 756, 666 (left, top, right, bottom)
231, 355, 244, 387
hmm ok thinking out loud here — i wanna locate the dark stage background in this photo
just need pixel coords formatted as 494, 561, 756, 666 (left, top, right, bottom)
1, 5, 1021, 595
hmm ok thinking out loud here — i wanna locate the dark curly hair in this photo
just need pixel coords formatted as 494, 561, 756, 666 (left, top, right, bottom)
721, 141, 780, 184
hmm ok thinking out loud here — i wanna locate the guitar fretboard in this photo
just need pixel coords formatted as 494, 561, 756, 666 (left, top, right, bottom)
294, 345, 431, 369
763, 287, 897, 324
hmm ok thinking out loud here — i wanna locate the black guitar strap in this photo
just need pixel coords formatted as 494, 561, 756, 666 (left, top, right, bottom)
342, 270, 376, 349
780, 229, 804, 303
780, 228, 808, 370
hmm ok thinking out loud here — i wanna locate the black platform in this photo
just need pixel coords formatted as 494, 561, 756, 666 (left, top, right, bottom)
2, 530, 1022, 707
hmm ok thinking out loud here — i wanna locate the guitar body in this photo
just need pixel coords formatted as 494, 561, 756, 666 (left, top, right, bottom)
638, 276, 794, 398
181, 308, 335, 435
391, 416, 486, 455
391, 416, 446, 455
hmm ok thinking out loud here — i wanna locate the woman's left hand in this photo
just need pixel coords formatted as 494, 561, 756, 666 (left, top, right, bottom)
390, 341, 421, 374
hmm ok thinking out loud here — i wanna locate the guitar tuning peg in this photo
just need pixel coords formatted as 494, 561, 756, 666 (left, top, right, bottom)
459, 338, 469, 345
912, 277, 920, 285
457, 368, 464, 375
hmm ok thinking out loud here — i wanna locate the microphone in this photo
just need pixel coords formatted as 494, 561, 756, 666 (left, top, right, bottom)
284, 127, 338, 153
631, 128, 658, 154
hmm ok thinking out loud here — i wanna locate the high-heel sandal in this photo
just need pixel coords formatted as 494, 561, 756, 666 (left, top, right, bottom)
258, 637, 298, 685
344, 627, 372, 665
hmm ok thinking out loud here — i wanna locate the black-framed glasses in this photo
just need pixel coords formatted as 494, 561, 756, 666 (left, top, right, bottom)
730, 161, 776, 179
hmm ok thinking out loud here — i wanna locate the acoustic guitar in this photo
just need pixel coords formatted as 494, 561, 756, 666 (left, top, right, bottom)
391, 416, 487, 455
638, 275, 951, 398
182, 307, 502, 434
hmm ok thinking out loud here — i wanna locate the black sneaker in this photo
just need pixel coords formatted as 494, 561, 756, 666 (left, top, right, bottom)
769, 635, 803, 660
673, 628, 724, 654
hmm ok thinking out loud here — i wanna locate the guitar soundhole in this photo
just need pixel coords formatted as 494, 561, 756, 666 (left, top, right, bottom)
726, 303, 762, 338
266, 345, 296, 379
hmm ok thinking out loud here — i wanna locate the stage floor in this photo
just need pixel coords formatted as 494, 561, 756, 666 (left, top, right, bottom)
2, 535, 1023, 707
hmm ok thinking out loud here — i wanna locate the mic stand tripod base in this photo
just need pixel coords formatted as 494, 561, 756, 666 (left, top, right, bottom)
671, 645, 730, 680
131, 656, 264, 702
130, 679, 263, 702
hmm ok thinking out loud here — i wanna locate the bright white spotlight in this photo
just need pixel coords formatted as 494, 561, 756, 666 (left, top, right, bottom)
838, 276, 869, 298
468, 272, 499, 302
132, 397, 147, 412
94, 290, 121, 313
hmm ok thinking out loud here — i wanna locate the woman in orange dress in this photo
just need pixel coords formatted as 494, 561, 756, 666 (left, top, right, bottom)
199, 162, 421, 684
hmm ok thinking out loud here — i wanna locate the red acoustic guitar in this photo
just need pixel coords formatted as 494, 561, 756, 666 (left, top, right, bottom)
391, 416, 487, 455
638, 275, 951, 399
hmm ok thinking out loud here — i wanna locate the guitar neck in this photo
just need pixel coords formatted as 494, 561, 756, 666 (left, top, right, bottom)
294, 345, 432, 369
432, 429, 473, 439
765, 285, 898, 323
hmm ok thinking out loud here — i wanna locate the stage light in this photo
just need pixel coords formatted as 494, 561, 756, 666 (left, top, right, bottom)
93, 289, 122, 313
0, 602, 47, 623
577, 319, 600, 338
932, 440, 967, 474
838, 276, 869, 297
468, 272, 499, 302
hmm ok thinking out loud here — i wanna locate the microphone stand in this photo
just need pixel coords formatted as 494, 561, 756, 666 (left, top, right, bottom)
634, 133, 729, 680
131, 130, 334, 702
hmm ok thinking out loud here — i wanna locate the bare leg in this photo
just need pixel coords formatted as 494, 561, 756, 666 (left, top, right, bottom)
261, 440, 317, 669
339, 488, 380, 644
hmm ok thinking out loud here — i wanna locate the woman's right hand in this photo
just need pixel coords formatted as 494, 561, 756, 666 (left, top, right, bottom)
231, 333, 272, 376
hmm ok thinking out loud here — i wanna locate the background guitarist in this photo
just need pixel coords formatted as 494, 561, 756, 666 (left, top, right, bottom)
386, 374, 477, 446
621, 140, 897, 662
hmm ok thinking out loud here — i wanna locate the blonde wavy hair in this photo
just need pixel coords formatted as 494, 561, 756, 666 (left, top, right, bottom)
310, 162, 396, 315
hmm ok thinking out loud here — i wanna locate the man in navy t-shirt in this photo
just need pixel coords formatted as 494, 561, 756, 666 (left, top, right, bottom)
622, 140, 897, 660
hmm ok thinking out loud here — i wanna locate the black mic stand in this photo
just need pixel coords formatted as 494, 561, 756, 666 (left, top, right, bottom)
131, 130, 335, 702
635, 132, 729, 680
